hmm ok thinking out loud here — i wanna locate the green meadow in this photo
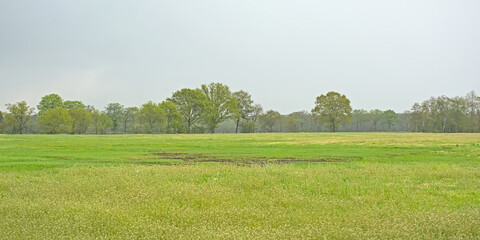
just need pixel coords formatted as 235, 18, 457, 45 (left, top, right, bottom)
0, 133, 479, 239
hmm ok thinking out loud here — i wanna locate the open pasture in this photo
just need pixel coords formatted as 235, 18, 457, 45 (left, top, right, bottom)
0, 133, 479, 239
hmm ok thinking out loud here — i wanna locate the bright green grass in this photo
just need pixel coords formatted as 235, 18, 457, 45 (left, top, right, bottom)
0, 133, 479, 239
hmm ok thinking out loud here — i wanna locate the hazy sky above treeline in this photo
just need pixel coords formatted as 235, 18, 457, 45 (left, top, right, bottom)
0, 0, 479, 114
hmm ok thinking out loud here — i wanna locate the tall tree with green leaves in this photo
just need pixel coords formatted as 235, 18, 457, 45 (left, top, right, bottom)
105, 103, 124, 133
352, 109, 368, 132
464, 91, 480, 132
160, 101, 184, 133
240, 104, 264, 133
37, 94, 64, 115
5, 101, 35, 134
311, 91, 352, 132
0, 111, 4, 132
64, 100, 86, 110
285, 115, 299, 132
369, 109, 383, 131
232, 90, 254, 133
382, 110, 398, 131
167, 88, 208, 134
398, 111, 411, 132
201, 83, 237, 133
137, 101, 165, 134
38, 108, 73, 134
91, 110, 112, 134
120, 107, 137, 134
287, 111, 316, 132
259, 110, 281, 132
70, 108, 93, 134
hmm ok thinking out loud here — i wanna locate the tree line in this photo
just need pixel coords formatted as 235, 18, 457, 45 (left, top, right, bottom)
0, 83, 478, 134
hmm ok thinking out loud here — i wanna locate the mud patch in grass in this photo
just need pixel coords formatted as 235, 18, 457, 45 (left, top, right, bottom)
152, 152, 349, 166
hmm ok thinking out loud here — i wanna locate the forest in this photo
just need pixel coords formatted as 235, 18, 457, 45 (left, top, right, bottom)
0, 83, 479, 134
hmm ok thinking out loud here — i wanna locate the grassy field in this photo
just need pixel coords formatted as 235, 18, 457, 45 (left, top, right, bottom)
0, 133, 479, 239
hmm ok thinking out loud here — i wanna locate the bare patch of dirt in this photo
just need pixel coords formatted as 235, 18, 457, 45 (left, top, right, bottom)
152, 152, 349, 166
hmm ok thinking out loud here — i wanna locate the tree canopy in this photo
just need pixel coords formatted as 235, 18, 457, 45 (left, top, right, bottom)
167, 88, 207, 134
312, 91, 352, 132
1, 86, 478, 134
37, 94, 64, 115
201, 83, 238, 133
5, 101, 35, 134
38, 108, 73, 134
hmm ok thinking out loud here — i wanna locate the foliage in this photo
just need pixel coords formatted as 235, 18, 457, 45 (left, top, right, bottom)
0, 111, 3, 132
2, 86, 479, 134
168, 88, 208, 134
37, 94, 64, 115
38, 108, 73, 134
120, 107, 137, 134
284, 115, 299, 132
369, 109, 383, 131
1, 114, 16, 134
352, 109, 368, 132
409, 92, 479, 133
137, 101, 165, 133
64, 100, 86, 110
105, 103, 124, 133
70, 108, 93, 134
259, 110, 281, 132
160, 101, 184, 133
4, 101, 35, 134
240, 104, 264, 133
201, 83, 238, 133
232, 90, 254, 133
91, 110, 112, 134
381, 110, 398, 131
238, 120, 256, 133
312, 91, 352, 132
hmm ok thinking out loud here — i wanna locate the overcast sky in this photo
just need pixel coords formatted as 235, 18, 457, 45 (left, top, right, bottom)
1, 0, 479, 113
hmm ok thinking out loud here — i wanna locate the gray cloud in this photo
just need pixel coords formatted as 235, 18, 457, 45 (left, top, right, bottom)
1, 0, 479, 113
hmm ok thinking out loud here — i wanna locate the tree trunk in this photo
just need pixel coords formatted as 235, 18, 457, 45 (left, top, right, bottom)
188, 120, 192, 134
235, 119, 240, 133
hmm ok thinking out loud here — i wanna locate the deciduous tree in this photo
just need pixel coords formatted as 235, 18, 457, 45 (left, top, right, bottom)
168, 88, 207, 133
64, 100, 86, 110
201, 83, 237, 133
105, 103, 124, 133
92, 110, 112, 134
240, 104, 264, 133
259, 110, 281, 132
369, 109, 383, 131
312, 92, 352, 132
70, 108, 93, 134
38, 108, 73, 134
285, 115, 299, 132
352, 109, 368, 132
160, 101, 184, 133
37, 94, 64, 115
0, 111, 4, 132
5, 101, 35, 134
121, 107, 137, 134
232, 90, 254, 133
382, 110, 398, 131
137, 101, 165, 134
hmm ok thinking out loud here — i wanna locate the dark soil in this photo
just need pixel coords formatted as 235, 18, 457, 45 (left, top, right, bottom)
152, 152, 349, 166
